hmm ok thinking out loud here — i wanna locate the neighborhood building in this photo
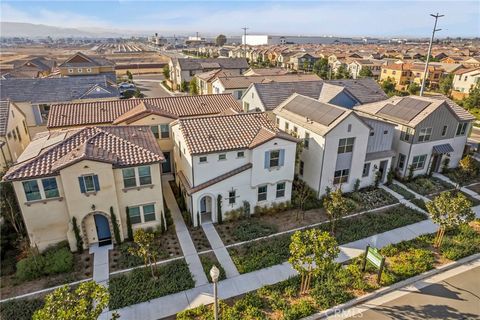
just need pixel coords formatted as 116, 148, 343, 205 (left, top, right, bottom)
0, 57, 57, 79
347, 59, 383, 79
274, 94, 395, 197
57, 52, 116, 80
171, 112, 298, 226
0, 75, 119, 137
0, 101, 31, 171
354, 96, 475, 178
451, 67, 480, 100
46, 94, 241, 174
3, 126, 165, 252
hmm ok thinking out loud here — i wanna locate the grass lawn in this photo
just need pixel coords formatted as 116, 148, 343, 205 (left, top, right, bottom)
109, 259, 194, 309
229, 204, 426, 274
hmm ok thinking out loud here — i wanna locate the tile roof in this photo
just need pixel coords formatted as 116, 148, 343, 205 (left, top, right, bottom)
47, 94, 241, 129
4, 126, 164, 181
0, 75, 118, 103
177, 58, 248, 71
354, 95, 475, 127
216, 74, 321, 89
251, 81, 324, 111
0, 101, 9, 136
177, 112, 297, 155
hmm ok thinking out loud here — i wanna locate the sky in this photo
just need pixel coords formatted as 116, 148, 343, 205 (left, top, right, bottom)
1, 0, 479, 38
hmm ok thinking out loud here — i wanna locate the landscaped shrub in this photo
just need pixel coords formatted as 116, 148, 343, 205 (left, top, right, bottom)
346, 187, 397, 211
71, 216, 83, 253
388, 248, 435, 279
16, 255, 46, 281
43, 247, 74, 275
311, 275, 355, 310
405, 176, 452, 195
0, 298, 44, 320
440, 224, 480, 260
109, 259, 194, 309
410, 198, 427, 211
126, 207, 133, 241
282, 299, 316, 320
233, 221, 277, 241
110, 207, 122, 244
387, 184, 414, 200
200, 254, 226, 282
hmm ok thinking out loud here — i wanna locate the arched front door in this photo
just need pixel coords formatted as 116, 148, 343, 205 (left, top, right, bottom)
199, 195, 213, 224
94, 214, 112, 246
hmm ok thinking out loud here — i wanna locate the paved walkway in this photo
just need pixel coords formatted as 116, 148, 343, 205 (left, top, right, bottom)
89, 243, 113, 286
379, 185, 427, 214
162, 176, 209, 287
201, 222, 240, 278
433, 172, 480, 200
110, 205, 480, 320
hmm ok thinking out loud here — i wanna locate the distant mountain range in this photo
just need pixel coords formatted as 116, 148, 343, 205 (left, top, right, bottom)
0, 22, 145, 38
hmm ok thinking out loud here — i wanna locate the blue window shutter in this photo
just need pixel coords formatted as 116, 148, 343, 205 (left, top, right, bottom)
32, 105, 42, 125
279, 149, 285, 166
264, 151, 270, 169
78, 177, 86, 193
93, 175, 100, 191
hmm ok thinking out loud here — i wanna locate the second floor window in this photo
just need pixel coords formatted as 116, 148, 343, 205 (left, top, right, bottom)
265, 149, 285, 169
304, 132, 310, 149
441, 125, 448, 136
138, 166, 152, 185
122, 166, 151, 188
23, 177, 59, 202
160, 124, 169, 139
418, 128, 432, 142
456, 122, 468, 136
400, 127, 414, 142
23, 180, 41, 201
78, 174, 100, 193
337, 138, 355, 154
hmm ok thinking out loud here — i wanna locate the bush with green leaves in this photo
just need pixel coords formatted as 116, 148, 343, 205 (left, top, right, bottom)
387, 184, 415, 200
109, 259, 194, 309
410, 197, 427, 211
200, 254, 226, 283
387, 248, 435, 279
0, 298, 44, 320
405, 176, 452, 195
440, 224, 480, 260
233, 221, 277, 241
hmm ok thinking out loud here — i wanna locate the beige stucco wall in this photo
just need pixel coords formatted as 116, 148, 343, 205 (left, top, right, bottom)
1, 103, 31, 170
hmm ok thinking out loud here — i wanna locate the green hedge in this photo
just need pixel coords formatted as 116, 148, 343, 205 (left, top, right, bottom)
109, 259, 194, 309
16, 244, 74, 282
0, 298, 44, 320
230, 205, 426, 273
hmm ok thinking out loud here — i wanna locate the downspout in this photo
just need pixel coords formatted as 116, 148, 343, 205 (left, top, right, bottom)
317, 137, 327, 198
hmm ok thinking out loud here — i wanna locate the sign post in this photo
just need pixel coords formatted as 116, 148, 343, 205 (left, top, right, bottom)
363, 245, 385, 284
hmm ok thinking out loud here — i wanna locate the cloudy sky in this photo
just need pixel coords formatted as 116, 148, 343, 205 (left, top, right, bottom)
1, 0, 478, 37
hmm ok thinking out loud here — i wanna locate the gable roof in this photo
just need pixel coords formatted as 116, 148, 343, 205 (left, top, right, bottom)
58, 52, 114, 68
354, 95, 475, 127
251, 80, 324, 111
0, 75, 118, 103
324, 78, 388, 104
274, 93, 359, 136
176, 58, 248, 71
4, 126, 164, 181
215, 74, 321, 90
243, 68, 289, 76
47, 94, 241, 129
176, 112, 297, 155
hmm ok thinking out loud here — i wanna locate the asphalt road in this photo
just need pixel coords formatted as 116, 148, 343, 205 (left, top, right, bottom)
133, 74, 172, 98
342, 266, 480, 320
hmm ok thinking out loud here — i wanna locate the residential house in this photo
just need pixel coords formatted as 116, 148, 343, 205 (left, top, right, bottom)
46, 94, 242, 174
276, 51, 296, 69
462, 56, 480, 68
318, 79, 388, 109
379, 63, 413, 90
58, 52, 115, 80
0, 101, 31, 171
0, 75, 119, 137
169, 58, 249, 90
347, 59, 383, 79
211, 74, 321, 101
171, 112, 297, 226
410, 63, 443, 89
3, 126, 165, 252
354, 96, 475, 178
451, 67, 480, 99
0, 57, 56, 79
195, 69, 238, 95
274, 94, 395, 196
289, 53, 318, 71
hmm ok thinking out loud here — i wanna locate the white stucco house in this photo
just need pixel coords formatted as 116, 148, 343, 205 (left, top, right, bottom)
354, 96, 475, 178
274, 94, 396, 197
171, 112, 298, 226
3, 126, 166, 252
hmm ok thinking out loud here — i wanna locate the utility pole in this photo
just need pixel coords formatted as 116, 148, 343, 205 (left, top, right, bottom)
420, 13, 444, 96
242, 26, 249, 59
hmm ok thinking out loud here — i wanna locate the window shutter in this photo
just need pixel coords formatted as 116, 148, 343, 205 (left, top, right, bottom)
93, 175, 100, 191
264, 151, 270, 169
279, 149, 285, 166
78, 177, 86, 193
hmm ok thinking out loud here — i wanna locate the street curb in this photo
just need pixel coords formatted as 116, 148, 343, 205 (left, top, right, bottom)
159, 81, 175, 96
301, 253, 480, 320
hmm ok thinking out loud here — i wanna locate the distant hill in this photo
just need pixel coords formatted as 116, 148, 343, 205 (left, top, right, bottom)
0, 21, 125, 38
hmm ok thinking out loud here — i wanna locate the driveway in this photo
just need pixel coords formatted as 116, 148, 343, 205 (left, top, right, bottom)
133, 74, 172, 98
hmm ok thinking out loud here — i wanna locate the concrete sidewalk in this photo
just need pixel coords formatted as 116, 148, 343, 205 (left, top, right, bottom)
162, 176, 209, 287
109, 205, 480, 320
379, 185, 427, 214
202, 222, 240, 278
433, 172, 480, 201
89, 243, 113, 286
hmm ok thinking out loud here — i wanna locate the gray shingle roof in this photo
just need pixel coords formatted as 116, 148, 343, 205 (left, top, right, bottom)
58, 52, 114, 68
253, 81, 324, 111
0, 75, 119, 103
325, 78, 387, 104
177, 58, 249, 71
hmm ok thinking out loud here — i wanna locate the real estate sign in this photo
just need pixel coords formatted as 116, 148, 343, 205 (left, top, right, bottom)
362, 245, 385, 284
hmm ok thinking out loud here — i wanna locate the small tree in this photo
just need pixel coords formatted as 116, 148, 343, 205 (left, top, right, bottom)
374, 170, 382, 188
128, 229, 159, 278
126, 207, 133, 241
33, 281, 112, 320
0, 180, 25, 236
439, 73, 453, 96
381, 77, 396, 96
463, 82, 480, 109
217, 195, 223, 224
426, 191, 474, 248
110, 207, 122, 245
386, 169, 394, 185
358, 67, 373, 78
407, 164, 415, 181
289, 229, 339, 294
162, 64, 170, 80
323, 188, 349, 234
71, 217, 83, 253
181, 80, 189, 92
189, 77, 199, 95
126, 70, 133, 81
292, 178, 317, 220
313, 58, 329, 79
215, 34, 227, 47
407, 82, 420, 95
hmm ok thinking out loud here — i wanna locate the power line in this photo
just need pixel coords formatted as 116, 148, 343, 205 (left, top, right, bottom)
420, 13, 444, 96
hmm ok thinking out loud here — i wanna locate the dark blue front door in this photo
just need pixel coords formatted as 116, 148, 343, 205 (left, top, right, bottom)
94, 214, 111, 246
162, 152, 171, 173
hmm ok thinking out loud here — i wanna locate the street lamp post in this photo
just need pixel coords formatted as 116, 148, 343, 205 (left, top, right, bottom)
210, 265, 220, 320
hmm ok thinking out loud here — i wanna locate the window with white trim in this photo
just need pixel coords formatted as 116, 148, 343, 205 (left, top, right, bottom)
79, 174, 99, 193
304, 132, 310, 149
122, 166, 152, 188
276, 182, 286, 198
22, 177, 59, 202
228, 190, 236, 204
258, 185, 267, 201
418, 127, 432, 142
412, 155, 427, 170
337, 138, 355, 154
398, 153, 406, 170
237, 151, 244, 158
456, 122, 468, 136
269, 150, 280, 167
160, 124, 169, 139
128, 204, 156, 225
334, 169, 349, 184
199, 156, 207, 163
441, 125, 448, 137
362, 163, 370, 177
284, 122, 289, 131
400, 127, 414, 142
